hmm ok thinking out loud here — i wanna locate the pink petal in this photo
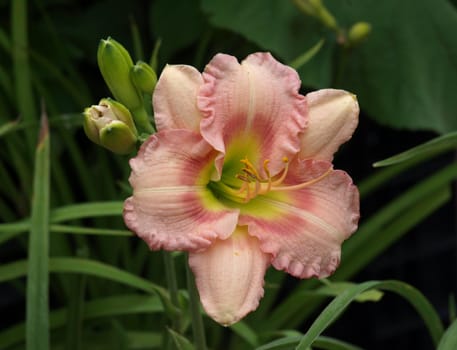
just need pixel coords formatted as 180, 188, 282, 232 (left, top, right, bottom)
299, 89, 359, 161
239, 159, 359, 279
198, 52, 307, 176
123, 129, 239, 252
188, 226, 270, 326
153, 64, 204, 132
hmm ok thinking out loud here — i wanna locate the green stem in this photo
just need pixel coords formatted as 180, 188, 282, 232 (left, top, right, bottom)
11, 0, 37, 151
185, 261, 207, 350
129, 15, 144, 61
162, 251, 181, 331
132, 107, 155, 134
333, 45, 349, 88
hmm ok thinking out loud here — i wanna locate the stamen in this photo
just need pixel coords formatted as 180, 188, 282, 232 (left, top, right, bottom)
240, 158, 260, 179
242, 168, 258, 181
271, 157, 289, 186
271, 167, 333, 192
263, 160, 272, 192
235, 174, 250, 182
233, 156, 332, 202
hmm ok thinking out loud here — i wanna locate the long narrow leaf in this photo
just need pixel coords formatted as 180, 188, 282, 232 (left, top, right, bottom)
0, 119, 20, 137
334, 186, 451, 280
0, 294, 163, 349
263, 181, 451, 330
437, 318, 457, 350
374, 131, 457, 167
288, 39, 325, 70
256, 335, 363, 350
0, 202, 126, 245
50, 225, 132, 236
295, 280, 444, 350
65, 274, 85, 350
50, 202, 123, 222
0, 257, 175, 316
26, 115, 50, 350
230, 322, 259, 348
340, 164, 457, 267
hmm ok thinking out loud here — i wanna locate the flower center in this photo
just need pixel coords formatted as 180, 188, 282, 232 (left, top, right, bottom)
210, 156, 332, 204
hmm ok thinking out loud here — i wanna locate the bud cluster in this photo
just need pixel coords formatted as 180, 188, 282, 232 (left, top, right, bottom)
83, 37, 158, 154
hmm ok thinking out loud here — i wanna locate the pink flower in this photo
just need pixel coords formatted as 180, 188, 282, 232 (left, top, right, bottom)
123, 53, 360, 326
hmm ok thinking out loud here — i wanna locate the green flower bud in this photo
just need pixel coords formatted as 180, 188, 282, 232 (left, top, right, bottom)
131, 61, 158, 95
83, 98, 138, 155
348, 22, 372, 46
97, 37, 143, 111
309, 0, 338, 30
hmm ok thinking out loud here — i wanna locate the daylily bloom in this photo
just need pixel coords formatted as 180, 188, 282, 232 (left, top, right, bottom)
123, 52, 360, 326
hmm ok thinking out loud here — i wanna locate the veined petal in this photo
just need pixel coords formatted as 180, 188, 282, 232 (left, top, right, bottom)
198, 52, 307, 176
153, 64, 203, 132
188, 226, 270, 326
299, 89, 359, 161
239, 159, 359, 279
123, 129, 239, 252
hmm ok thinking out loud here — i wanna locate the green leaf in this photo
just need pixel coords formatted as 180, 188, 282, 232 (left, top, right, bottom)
437, 318, 457, 350
50, 224, 132, 237
230, 321, 259, 348
185, 262, 207, 350
288, 39, 325, 70
202, 0, 457, 133
200, 0, 331, 86
312, 336, 364, 350
342, 0, 457, 133
0, 202, 125, 245
168, 328, 195, 350
0, 257, 176, 318
50, 201, 124, 222
0, 119, 20, 137
335, 168, 455, 281
0, 294, 164, 349
256, 335, 363, 350
295, 280, 444, 350
373, 131, 457, 167
316, 281, 383, 303
26, 116, 50, 350
151, 0, 207, 62
263, 178, 451, 331
256, 336, 303, 350
0, 222, 29, 245
126, 331, 162, 349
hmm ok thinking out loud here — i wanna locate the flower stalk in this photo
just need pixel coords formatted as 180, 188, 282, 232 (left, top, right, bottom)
162, 251, 181, 331
186, 261, 207, 350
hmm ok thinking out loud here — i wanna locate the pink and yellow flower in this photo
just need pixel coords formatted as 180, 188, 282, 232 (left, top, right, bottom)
123, 52, 360, 326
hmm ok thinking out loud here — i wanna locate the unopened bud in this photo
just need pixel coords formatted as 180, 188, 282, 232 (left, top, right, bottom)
348, 22, 372, 46
97, 38, 143, 111
83, 98, 137, 154
131, 61, 158, 95
308, 0, 338, 30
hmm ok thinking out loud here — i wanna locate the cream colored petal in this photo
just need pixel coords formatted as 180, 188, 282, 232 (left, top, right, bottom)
240, 159, 359, 279
188, 227, 270, 326
299, 89, 359, 161
198, 52, 307, 176
123, 129, 239, 252
153, 64, 204, 132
